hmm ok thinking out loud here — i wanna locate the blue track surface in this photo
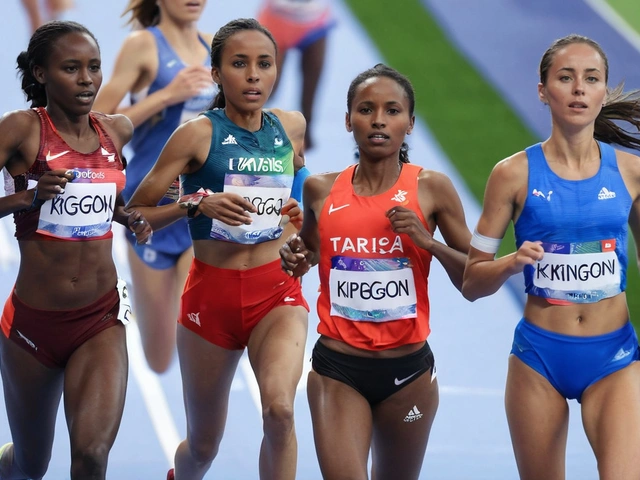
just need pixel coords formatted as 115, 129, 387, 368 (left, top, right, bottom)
2, 0, 637, 477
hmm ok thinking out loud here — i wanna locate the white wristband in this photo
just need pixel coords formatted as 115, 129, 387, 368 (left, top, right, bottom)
470, 229, 502, 254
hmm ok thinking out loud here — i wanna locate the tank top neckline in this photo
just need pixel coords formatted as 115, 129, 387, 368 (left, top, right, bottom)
37, 107, 105, 157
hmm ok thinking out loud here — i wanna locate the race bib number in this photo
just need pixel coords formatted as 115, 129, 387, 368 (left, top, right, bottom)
329, 256, 417, 322
37, 182, 116, 239
210, 174, 291, 244
531, 240, 621, 303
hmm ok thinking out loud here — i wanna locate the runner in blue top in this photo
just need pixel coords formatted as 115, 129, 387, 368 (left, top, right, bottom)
463, 34, 640, 479
94, 0, 216, 373
125, 18, 308, 480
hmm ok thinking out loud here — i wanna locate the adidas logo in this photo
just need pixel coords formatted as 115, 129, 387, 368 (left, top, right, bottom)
403, 405, 423, 423
597, 187, 616, 200
222, 134, 237, 145
187, 312, 201, 326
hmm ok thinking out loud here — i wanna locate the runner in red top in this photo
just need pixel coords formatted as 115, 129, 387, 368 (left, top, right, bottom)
281, 64, 471, 480
0, 21, 151, 479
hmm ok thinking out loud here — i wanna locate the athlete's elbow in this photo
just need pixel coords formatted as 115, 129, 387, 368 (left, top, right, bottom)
461, 278, 481, 302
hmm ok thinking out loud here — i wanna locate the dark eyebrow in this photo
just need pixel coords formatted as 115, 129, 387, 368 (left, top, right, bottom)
231, 53, 274, 59
357, 100, 403, 107
557, 67, 601, 74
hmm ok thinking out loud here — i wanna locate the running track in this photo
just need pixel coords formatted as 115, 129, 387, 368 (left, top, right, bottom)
1, 0, 635, 478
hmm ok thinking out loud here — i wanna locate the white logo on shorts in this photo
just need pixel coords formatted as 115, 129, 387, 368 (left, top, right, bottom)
187, 312, 201, 326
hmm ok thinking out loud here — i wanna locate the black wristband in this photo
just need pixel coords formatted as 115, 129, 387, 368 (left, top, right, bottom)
187, 204, 199, 219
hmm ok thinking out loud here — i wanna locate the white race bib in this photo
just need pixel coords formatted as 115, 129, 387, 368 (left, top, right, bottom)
37, 182, 116, 239
329, 267, 417, 322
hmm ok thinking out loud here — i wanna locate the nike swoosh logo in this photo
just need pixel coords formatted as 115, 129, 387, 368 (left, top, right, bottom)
328, 203, 349, 215
45, 150, 70, 162
394, 371, 420, 386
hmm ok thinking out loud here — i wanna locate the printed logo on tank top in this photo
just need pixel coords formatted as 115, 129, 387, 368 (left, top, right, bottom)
530, 239, 621, 303
209, 154, 293, 244
37, 168, 118, 239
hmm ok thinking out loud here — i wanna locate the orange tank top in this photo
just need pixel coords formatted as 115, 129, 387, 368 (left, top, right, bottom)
317, 163, 432, 350
6, 107, 126, 241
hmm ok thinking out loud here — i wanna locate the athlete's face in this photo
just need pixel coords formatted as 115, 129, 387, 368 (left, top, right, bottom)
211, 30, 277, 113
159, 0, 206, 24
346, 76, 415, 163
538, 43, 607, 130
33, 32, 102, 115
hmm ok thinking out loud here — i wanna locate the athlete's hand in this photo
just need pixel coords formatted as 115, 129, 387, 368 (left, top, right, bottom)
511, 241, 544, 274
164, 65, 214, 105
127, 210, 153, 245
280, 233, 312, 277
197, 192, 256, 225
280, 198, 303, 230
387, 206, 434, 251
35, 169, 76, 199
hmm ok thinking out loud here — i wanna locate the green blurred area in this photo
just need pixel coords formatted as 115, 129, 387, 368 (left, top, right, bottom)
343, 0, 640, 326
605, 0, 640, 32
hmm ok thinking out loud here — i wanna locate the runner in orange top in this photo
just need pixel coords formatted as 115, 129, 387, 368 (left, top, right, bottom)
280, 64, 471, 480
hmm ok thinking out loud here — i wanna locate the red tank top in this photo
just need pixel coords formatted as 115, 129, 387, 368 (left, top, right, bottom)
6, 107, 126, 241
317, 163, 432, 350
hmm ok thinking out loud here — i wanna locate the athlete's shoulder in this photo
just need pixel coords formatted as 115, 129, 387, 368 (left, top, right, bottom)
174, 113, 213, 140
199, 31, 214, 46
416, 168, 455, 192
93, 112, 134, 146
0, 108, 39, 130
122, 28, 157, 51
491, 150, 528, 182
266, 108, 306, 129
614, 147, 640, 190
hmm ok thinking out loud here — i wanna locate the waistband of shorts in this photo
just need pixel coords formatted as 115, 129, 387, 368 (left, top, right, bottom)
11, 284, 119, 316
192, 257, 283, 278
518, 317, 634, 344
314, 339, 433, 367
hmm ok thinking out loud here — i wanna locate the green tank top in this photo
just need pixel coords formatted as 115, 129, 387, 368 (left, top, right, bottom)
182, 108, 295, 244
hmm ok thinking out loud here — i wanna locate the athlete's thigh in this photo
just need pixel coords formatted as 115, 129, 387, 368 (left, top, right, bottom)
127, 244, 183, 320
370, 369, 438, 480
0, 333, 63, 468
307, 370, 372, 480
505, 355, 569, 480
247, 305, 308, 404
177, 324, 243, 447
63, 324, 128, 451
581, 361, 640, 480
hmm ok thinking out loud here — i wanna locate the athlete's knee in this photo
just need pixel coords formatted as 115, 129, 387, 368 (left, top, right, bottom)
144, 351, 172, 374
13, 446, 51, 480
187, 438, 220, 466
262, 398, 295, 442
70, 444, 109, 478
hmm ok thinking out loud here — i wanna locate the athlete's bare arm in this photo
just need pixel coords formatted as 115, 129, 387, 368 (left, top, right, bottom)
409, 169, 471, 291
617, 150, 640, 271
270, 108, 307, 172
93, 31, 158, 125
0, 110, 48, 216
126, 115, 211, 228
462, 151, 542, 301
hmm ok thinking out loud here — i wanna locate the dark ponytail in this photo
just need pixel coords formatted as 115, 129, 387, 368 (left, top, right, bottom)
17, 20, 99, 108
595, 84, 640, 150
206, 18, 277, 110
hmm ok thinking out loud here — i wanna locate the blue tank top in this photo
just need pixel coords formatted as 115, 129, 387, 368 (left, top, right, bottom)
183, 109, 295, 244
515, 141, 632, 304
124, 26, 216, 201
